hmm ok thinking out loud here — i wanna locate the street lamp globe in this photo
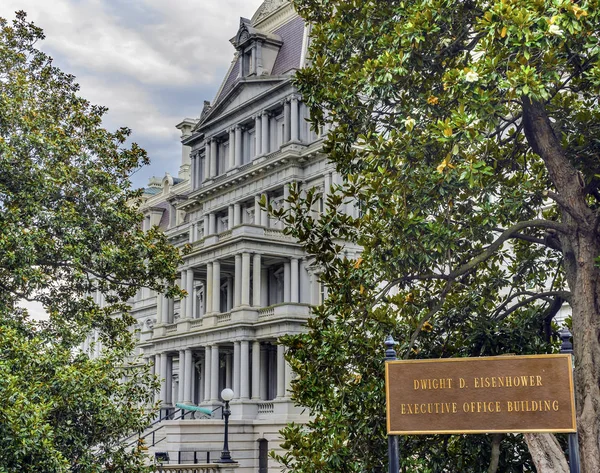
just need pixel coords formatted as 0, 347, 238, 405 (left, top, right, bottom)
221, 388, 234, 402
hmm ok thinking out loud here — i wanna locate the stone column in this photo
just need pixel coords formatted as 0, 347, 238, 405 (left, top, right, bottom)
234, 254, 242, 308
156, 294, 164, 325
285, 354, 294, 396
212, 260, 221, 314
255, 115, 262, 156
208, 213, 216, 235
204, 214, 210, 236
252, 253, 262, 308
233, 341, 240, 400
284, 261, 291, 302
204, 139, 211, 180
240, 340, 250, 400
178, 350, 186, 403
204, 346, 212, 401
260, 193, 269, 227
184, 349, 193, 404
235, 126, 242, 167
277, 345, 285, 398
228, 205, 234, 230
233, 203, 241, 226
261, 111, 269, 154
290, 258, 299, 303
206, 263, 213, 314
180, 270, 188, 319
254, 195, 262, 225
252, 341, 261, 400
225, 352, 232, 388
191, 155, 197, 189
261, 268, 269, 306
210, 139, 218, 177
260, 347, 269, 400
167, 297, 174, 324
186, 269, 194, 319
159, 353, 168, 406
300, 259, 310, 304
197, 153, 203, 186
291, 96, 299, 142
228, 128, 235, 170
160, 294, 169, 325
324, 172, 332, 212
210, 344, 219, 401
284, 182, 291, 212
241, 253, 251, 306
226, 277, 233, 311
284, 100, 291, 143
189, 223, 195, 244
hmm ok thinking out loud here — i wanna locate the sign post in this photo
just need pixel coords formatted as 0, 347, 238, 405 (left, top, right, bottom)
384, 345, 578, 471
560, 329, 581, 473
384, 335, 399, 473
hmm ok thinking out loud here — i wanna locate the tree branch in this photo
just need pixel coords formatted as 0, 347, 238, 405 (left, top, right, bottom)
493, 291, 571, 321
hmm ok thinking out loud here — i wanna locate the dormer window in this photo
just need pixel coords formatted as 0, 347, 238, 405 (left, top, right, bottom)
232, 17, 282, 78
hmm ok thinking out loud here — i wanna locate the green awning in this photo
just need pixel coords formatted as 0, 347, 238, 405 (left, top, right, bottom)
175, 403, 213, 416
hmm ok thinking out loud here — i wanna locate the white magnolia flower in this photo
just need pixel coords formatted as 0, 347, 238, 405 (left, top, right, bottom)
465, 71, 480, 83
548, 24, 564, 36
404, 116, 416, 130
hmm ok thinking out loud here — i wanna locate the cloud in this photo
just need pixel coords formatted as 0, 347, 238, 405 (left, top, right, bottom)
0, 0, 265, 187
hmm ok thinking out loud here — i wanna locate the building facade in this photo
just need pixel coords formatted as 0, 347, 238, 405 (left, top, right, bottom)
122, 2, 359, 471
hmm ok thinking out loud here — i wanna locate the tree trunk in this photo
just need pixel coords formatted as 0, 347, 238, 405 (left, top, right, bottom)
524, 434, 569, 473
522, 99, 600, 473
487, 434, 502, 473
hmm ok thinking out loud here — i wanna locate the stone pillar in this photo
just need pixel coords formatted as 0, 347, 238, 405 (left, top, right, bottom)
204, 346, 212, 401
191, 155, 197, 189
290, 258, 299, 303
204, 214, 210, 236
235, 126, 242, 167
254, 195, 261, 225
283, 182, 291, 212
233, 203, 241, 226
284, 100, 291, 143
261, 111, 269, 154
209, 213, 216, 235
255, 115, 262, 156
310, 273, 320, 306
161, 294, 169, 324
156, 294, 164, 325
285, 354, 294, 395
210, 139, 218, 177
178, 350, 186, 403
284, 261, 291, 303
253, 253, 262, 308
189, 223, 195, 244
197, 154, 203, 186
210, 344, 219, 401
206, 263, 213, 314
324, 172, 332, 212
212, 260, 221, 314
167, 297, 174, 324
226, 277, 233, 311
184, 349, 193, 404
233, 341, 240, 400
241, 253, 251, 306
277, 344, 285, 398
204, 140, 211, 180
260, 193, 269, 227
228, 128, 235, 170
261, 268, 269, 307
159, 353, 168, 405
240, 340, 250, 400
226, 205, 233, 230
225, 352, 232, 388
234, 254, 242, 308
166, 354, 173, 405
252, 341, 261, 399
300, 259, 310, 304
186, 269, 194, 319
291, 96, 299, 142
260, 347, 269, 400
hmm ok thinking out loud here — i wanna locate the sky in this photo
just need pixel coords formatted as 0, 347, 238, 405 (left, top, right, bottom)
0, 0, 265, 189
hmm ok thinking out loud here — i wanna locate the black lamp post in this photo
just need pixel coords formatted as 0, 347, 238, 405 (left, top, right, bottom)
215, 388, 237, 464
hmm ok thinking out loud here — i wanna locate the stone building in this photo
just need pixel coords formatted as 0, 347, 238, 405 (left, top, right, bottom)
121, 1, 359, 471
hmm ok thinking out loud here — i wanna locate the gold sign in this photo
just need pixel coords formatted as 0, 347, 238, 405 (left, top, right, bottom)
386, 354, 576, 435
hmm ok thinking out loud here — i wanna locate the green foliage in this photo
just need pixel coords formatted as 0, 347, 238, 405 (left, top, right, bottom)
273, 0, 600, 471
0, 12, 183, 472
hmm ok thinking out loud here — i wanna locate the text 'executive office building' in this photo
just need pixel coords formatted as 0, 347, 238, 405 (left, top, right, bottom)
104, 1, 360, 471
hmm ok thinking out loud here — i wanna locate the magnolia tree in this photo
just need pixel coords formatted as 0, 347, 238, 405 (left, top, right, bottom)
0, 13, 182, 472
274, 0, 600, 472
